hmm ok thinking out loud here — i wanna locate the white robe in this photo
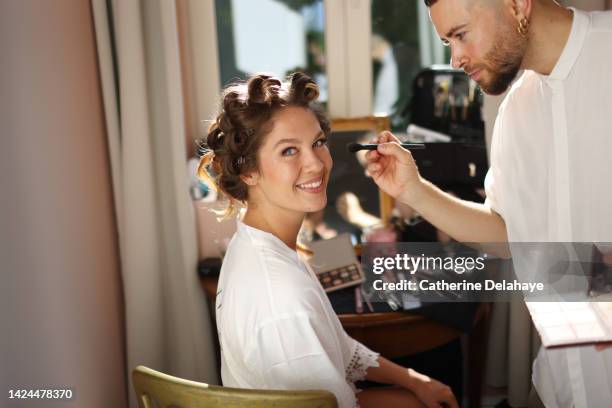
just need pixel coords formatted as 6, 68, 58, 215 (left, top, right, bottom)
216, 221, 379, 408
484, 8, 612, 408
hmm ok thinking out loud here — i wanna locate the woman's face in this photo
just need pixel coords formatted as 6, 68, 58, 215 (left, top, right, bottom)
247, 106, 332, 216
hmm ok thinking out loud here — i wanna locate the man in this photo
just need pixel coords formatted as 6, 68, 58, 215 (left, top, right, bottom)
366, 0, 612, 407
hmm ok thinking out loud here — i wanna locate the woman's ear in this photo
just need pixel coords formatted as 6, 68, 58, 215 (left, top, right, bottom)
240, 171, 259, 187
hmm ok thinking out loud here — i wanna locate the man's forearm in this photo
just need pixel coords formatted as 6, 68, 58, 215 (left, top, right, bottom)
404, 179, 508, 243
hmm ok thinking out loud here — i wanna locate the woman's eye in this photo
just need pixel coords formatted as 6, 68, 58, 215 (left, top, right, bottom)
456, 32, 466, 41
313, 138, 328, 148
282, 147, 298, 156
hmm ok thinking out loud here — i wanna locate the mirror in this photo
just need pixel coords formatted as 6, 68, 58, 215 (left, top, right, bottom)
409, 67, 484, 142
300, 116, 394, 245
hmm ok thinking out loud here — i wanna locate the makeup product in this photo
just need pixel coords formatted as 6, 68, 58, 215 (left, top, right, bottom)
397, 272, 421, 310
381, 272, 401, 311
308, 234, 365, 293
361, 288, 375, 313
347, 142, 426, 153
355, 286, 364, 314
526, 299, 612, 348
316, 263, 364, 292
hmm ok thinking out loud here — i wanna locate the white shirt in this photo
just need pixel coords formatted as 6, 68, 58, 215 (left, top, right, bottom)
485, 9, 612, 408
216, 221, 379, 408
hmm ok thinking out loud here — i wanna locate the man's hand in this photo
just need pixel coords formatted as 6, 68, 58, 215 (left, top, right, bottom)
366, 131, 508, 244
407, 368, 459, 408
595, 342, 612, 351
365, 131, 424, 206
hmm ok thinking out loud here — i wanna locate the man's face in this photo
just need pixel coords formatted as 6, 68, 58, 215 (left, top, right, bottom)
429, 0, 527, 95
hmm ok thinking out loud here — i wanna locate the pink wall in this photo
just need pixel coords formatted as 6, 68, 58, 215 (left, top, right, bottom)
0, 1, 127, 406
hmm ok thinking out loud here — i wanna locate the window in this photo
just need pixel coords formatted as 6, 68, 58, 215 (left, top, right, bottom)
371, 0, 448, 131
215, 0, 327, 102
201, 0, 452, 120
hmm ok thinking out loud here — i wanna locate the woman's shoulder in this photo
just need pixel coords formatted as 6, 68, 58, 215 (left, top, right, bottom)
222, 233, 302, 278
223, 223, 307, 277
220, 229, 320, 305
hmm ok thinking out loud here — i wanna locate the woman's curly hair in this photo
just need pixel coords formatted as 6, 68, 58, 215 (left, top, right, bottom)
198, 72, 330, 218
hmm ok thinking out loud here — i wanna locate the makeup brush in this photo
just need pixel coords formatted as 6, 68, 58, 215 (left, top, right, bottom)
347, 142, 426, 153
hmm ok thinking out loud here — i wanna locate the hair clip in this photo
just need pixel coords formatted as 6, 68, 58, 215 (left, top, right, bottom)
217, 131, 225, 140
236, 156, 246, 166
246, 129, 254, 137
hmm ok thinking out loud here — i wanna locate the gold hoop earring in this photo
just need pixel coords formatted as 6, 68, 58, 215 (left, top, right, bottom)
518, 17, 529, 36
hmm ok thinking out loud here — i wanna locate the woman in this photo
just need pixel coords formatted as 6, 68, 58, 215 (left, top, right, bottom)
199, 73, 457, 408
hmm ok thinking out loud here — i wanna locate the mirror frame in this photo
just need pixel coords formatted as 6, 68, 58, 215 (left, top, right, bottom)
329, 115, 394, 226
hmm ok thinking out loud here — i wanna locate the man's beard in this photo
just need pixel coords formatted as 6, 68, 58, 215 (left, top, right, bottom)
477, 22, 527, 95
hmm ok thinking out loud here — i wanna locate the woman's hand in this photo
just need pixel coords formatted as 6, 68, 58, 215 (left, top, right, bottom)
365, 131, 424, 206
364, 356, 458, 408
407, 368, 458, 408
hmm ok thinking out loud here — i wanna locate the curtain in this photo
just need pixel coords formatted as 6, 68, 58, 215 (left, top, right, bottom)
485, 301, 540, 407
2, 1, 126, 406
91, 1, 218, 406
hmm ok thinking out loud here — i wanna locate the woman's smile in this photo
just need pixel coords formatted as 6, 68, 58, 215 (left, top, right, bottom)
296, 174, 325, 193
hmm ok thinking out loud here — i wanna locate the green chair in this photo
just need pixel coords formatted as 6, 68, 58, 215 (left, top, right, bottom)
132, 365, 338, 408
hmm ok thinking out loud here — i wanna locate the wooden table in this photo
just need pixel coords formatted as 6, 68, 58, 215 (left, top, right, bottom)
339, 312, 462, 358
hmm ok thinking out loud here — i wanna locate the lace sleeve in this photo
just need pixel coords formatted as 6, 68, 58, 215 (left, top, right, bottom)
345, 339, 380, 383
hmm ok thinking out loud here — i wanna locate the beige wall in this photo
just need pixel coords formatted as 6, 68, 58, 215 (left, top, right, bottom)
567, 0, 607, 10
0, 1, 127, 406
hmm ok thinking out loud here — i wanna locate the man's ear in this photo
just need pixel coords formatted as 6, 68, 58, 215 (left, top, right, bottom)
240, 171, 259, 187
507, 0, 532, 22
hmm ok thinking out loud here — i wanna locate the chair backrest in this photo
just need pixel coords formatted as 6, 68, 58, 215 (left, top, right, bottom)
132, 366, 338, 408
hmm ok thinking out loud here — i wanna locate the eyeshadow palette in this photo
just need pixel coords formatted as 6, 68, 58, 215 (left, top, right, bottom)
526, 300, 612, 348
316, 262, 365, 293
306, 234, 365, 293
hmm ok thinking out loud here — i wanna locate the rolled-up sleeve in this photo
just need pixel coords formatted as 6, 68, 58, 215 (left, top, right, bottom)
343, 333, 380, 383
